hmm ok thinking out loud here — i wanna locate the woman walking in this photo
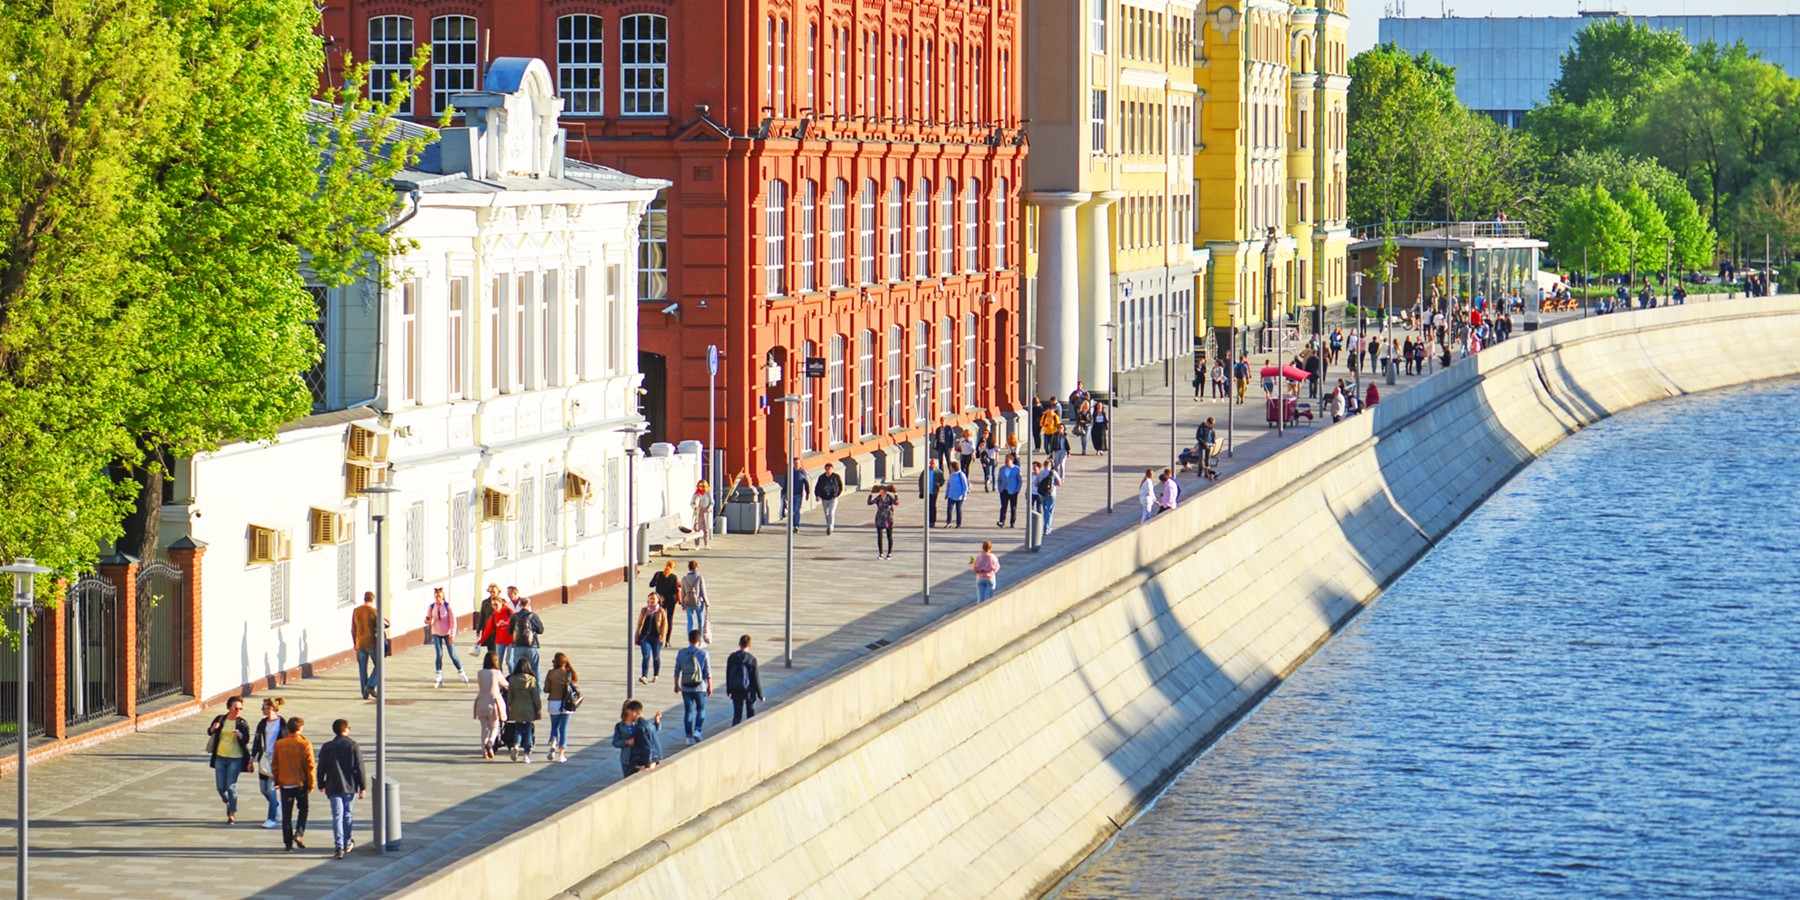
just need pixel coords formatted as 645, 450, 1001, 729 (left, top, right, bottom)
869, 484, 898, 560
250, 697, 287, 829
205, 696, 252, 824
679, 560, 709, 642
504, 658, 543, 763
424, 587, 469, 687
691, 480, 714, 549
610, 699, 665, 777
971, 541, 1001, 602
473, 651, 506, 758
544, 653, 579, 763
1138, 470, 1158, 523
635, 595, 667, 685
649, 561, 681, 645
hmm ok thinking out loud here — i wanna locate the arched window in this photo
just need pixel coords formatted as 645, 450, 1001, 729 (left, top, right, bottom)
963, 178, 981, 272
937, 316, 953, 414
638, 195, 667, 299
858, 179, 878, 284
557, 15, 604, 116
886, 325, 904, 429
368, 16, 414, 115
796, 179, 818, 292
913, 178, 931, 278
765, 180, 788, 296
993, 178, 1009, 270
858, 329, 877, 437
829, 178, 848, 288
621, 14, 668, 116
938, 178, 955, 274
828, 334, 846, 444
431, 16, 478, 116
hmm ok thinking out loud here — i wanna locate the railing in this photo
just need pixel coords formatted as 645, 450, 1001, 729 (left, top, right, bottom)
1351, 220, 1536, 242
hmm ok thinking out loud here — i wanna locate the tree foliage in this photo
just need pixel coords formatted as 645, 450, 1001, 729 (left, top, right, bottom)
1552, 185, 1633, 276
1347, 44, 1460, 228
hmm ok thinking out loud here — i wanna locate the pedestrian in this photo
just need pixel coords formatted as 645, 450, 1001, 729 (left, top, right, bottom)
1051, 421, 1070, 478
726, 634, 765, 724
611, 699, 664, 777
679, 560, 709, 641
920, 459, 942, 528
509, 596, 545, 681
996, 453, 1022, 528
1212, 358, 1228, 398
1327, 384, 1344, 422
473, 651, 506, 758
980, 435, 999, 492
1366, 381, 1380, 409
690, 479, 714, 549
1158, 468, 1181, 513
934, 421, 959, 469
1191, 358, 1205, 399
944, 461, 969, 528
868, 483, 899, 560
1034, 461, 1063, 536
814, 462, 844, 535
474, 583, 505, 663
315, 718, 366, 859
635, 594, 667, 684
423, 587, 469, 687
971, 540, 1001, 602
543, 652, 579, 763
1196, 417, 1219, 479
673, 629, 713, 744
1038, 400, 1062, 457
1073, 400, 1093, 455
786, 460, 810, 526
271, 716, 315, 851
251, 696, 287, 830
504, 658, 542, 763
649, 561, 680, 645
1138, 470, 1158, 523
1235, 356, 1250, 402
205, 696, 252, 825
955, 430, 976, 476
1030, 398, 1045, 452
477, 592, 515, 675
351, 591, 380, 700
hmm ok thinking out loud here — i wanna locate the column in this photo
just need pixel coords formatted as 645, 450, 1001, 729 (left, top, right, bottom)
168, 537, 207, 699
1079, 191, 1121, 391
1027, 191, 1089, 399
98, 554, 139, 719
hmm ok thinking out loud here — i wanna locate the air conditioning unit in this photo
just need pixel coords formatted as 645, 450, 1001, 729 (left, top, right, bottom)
347, 423, 391, 462
346, 459, 389, 496
564, 468, 597, 503
249, 525, 292, 565
481, 485, 517, 521
310, 508, 350, 547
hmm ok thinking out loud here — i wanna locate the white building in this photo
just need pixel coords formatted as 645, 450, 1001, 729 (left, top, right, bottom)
159, 59, 695, 700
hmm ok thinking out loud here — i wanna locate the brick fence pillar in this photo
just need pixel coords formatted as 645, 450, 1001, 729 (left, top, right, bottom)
97, 553, 139, 719
43, 582, 67, 739
167, 538, 207, 700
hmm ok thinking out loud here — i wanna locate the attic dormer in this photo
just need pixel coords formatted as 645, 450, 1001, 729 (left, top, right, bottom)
440, 57, 567, 180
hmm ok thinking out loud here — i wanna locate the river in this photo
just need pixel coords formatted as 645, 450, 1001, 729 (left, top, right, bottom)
1060, 377, 1800, 899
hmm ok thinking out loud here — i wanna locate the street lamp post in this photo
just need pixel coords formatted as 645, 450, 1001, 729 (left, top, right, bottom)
614, 425, 649, 693
1101, 323, 1116, 513
1020, 343, 1043, 550
913, 368, 937, 600
1385, 262, 1398, 384
1262, 227, 1282, 437
706, 345, 721, 488
772, 397, 801, 661
360, 483, 398, 854
3, 558, 50, 900
1167, 319, 1181, 473
1225, 300, 1238, 458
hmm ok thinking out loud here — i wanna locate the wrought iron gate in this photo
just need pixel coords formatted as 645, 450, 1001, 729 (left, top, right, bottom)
64, 574, 119, 727
136, 560, 187, 703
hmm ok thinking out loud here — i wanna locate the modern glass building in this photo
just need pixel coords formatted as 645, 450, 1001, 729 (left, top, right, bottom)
1379, 12, 1800, 127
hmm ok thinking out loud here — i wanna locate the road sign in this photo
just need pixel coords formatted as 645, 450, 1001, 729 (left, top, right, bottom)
706, 344, 719, 377
804, 356, 826, 379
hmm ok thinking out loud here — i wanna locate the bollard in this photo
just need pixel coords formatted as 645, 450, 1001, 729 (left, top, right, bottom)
1027, 507, 1044, 552
714, 514, 729, 536
383, 778, 403, 851
1387, 358, 1397, 385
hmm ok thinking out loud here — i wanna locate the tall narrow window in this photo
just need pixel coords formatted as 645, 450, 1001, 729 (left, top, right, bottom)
938, 179, 955, 275
828, 334, 846, 444
488, 277, 502, 392
448, 277, 467, 399
963, 178, 980, 272
620, 14, 668, 116
765, 180, 788, 296
796, 179, 817, 292
937, 316, 953, 414
993, 179, 1009, 270
923, 41, 935, 120
859, 179, 878, 284
962, 313, 978, 408
835, 27, 848, 114
1091, 0, 1107, 51
572, 268, 587, 380
887, 325, 904, 429
895, 37, 908, 120
766, 17, 778, 112
887, 178, 905, 278
541, 270, 560, 386
558, 15, 604, 115
518, 478, 537, 554
970, 47, 983, 124
999, 51, 1010, 124
947, 42, 959, 122
605, 265, 622, 373
776, 18, 788, 116
858, 329, 876, 437
862, 32, 876, 117
638, 194, 668, 299
513, 275, 530, 390
913, 178, 931, 278
431, 16, 478, 116
1090, 90, 1107, 156
913, 321, 931, 422
400, 281, 419, 403
806, 23, 816, 112
828, 179, 847, 288
368, 16, 414, 115
303, 286, 328, 410
799, 339, 817, 452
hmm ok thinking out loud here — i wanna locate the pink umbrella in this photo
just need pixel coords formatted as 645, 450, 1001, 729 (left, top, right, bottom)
1260, 364, 1310, 381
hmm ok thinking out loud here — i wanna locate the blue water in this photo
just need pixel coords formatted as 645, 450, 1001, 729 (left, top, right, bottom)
1062, 377, 1800, 899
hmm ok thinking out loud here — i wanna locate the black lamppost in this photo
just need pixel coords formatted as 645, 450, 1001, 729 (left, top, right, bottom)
3, 558, 50, 899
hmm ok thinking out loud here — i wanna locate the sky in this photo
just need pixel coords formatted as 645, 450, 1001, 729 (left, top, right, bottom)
1348, 0, 1800, 54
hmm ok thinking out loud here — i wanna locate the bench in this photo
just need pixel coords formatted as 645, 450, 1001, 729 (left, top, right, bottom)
643, 515, 697, 556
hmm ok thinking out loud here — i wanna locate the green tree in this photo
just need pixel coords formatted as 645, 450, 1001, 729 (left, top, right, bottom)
1347, 44, 1459, 228
1547, 19, 1689, 108
1540, 150, 1714, 270
1433, 109, 1541, 223
1734, 179, 1800, 261
1552, 185, 1633, 276
1616, 183, 1672, 279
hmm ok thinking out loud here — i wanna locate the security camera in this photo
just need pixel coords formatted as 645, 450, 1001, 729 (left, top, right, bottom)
661, 303, 680, 316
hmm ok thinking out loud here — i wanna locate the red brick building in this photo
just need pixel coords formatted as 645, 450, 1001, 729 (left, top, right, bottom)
321, 0, 1025, 491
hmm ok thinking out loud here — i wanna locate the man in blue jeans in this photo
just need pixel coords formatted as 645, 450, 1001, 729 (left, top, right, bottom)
350, 592, 381, 699
1034, 463, 1063, 536
672, 629, 712, 744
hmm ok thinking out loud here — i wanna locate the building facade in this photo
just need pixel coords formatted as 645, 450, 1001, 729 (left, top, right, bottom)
324, 0, 1027, 493
1025, 0, 1349, 391
1380, 13, 1800, 128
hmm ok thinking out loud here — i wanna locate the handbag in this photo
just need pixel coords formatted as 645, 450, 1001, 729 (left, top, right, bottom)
563, 681, 584, 712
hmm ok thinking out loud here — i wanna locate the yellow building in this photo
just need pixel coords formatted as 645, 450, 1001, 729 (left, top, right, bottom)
1025, 0, 1349, 392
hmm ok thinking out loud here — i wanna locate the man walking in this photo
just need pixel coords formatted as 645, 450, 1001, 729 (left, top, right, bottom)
673, 629, 713, 744
996, 453, 1022, 527
786, 460, 810, 527
510, 596, 545, 682
1034, 462, 1063, 537
315, 719, 366, 859
1196, 417, 1218, 479
944, 462, 969, 528
920, 459, 943, 528
726, 635, 765, 725
1157, 468, 1181, 513
813, 463, 844, 535
351, 592, 380, 700
271, 717, 315, 851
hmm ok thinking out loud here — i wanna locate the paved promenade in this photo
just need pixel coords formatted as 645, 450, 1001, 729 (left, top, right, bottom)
0, 323, 1540, 898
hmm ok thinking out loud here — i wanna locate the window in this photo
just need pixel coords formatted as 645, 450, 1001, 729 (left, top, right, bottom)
1091, 0, 1107, 51
800, 339, 817, 452
970, 46, 982, 124
947, 42, 959, 122
639, 194, 668, 299
828, 334, 846, 444
962, 313, 978, 408
620, 14, 668, 116
488, 277, 503, 392
558, 15, 604, 115
859, 179, 877, 284
431, 16, 478, 116
269, 561, 291, 627
938, 179, 954, 275
451, 490, 472, 571
606, 458, 623, 528
887, 178, 904, 278
993, 179, 1009, 270
797, 179, 817, 292
963, 179, 980, 272
828, 179, 847, 288
448, 277, 467, 399
913, 178, 931, 278
336, 541, 355, 608
304, 286, 328, 409
776, 18, 788, 115
765, 180, 788, 295
835, 27, 848, 114
766, 17, 779, 112
1090, 90, 1107, 156
937, 316, 953, 415
399, 281, 418, 403
858, 330, 876, 437
806, 23, 817, 112
544, 471, 561, 547
894, 36, 907, 119
887, 325, 904, 429
923, 40, 934, 119
518, 477, 537, 554
572, 267, 588, 380
368, 16, 414, 114
513, 275, 531, 390
405, 501, 426, 581
541, 270, 560, 386
605, 265, 622, 373
862, 32, 876, 117
913, 321, 931, 422
999, 51, 1010, 124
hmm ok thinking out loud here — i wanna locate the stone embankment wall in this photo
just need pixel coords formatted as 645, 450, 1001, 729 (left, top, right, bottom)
406, 298, 1800, 900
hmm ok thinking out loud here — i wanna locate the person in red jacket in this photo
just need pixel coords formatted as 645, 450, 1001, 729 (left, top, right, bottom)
479, 597, 516, 674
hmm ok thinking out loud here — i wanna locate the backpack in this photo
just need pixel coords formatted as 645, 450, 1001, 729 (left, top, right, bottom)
680, 649, 705, 689
627, 723, 652, 769
1036, 471, 1055, 498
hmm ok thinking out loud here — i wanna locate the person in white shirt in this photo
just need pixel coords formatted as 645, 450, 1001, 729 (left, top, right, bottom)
1138, 470, 1158, 523
1157, 469, 1180, 513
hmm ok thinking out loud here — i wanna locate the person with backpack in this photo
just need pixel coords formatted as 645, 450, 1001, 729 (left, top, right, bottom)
315, 718, 366, 859
543, 653, 580, 763
1034, 461, 1062, 536
509, 596, 546, 684
611, 699, 664, 777
944, 462, 969, 528
635, 594, 667, 684
726, 635, 765, 724
423, 587, 469, 688
679, 560, 709, 642
673, 629, 713, 744
1038, 401, 1062, 458
813, 462, 844, 535
503, 658, 542, 763
786, 460, 810, 527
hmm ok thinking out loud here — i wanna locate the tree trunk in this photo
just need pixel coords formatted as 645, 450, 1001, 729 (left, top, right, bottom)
134, 444, 166, 695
